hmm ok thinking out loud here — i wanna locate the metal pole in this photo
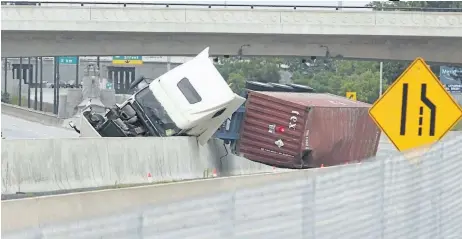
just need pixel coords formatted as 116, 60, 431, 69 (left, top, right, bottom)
75, 56, 79, 87
56, 57, 60, 114
18, 57, 22, 106
40, 57, 43, 111
27, 57, 31, 108
34, 57, 38, 110
379, 61, 383, 96
3, 58, 7, 96
53, 57, 57, 114
167, 56, 171, 71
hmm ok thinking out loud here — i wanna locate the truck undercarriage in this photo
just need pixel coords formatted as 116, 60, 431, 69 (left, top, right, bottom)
82, 87, 182, 138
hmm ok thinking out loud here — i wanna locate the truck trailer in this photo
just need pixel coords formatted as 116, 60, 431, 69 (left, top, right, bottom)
235, 91, 381, 169
215, 81, 382, 169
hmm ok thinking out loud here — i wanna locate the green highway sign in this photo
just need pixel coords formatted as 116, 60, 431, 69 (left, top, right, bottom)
58, 56, 78, 65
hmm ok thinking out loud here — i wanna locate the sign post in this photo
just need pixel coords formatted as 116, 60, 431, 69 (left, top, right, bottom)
112, 56, 143, 65
346, 92, 357, 101
369, 57, 462, 152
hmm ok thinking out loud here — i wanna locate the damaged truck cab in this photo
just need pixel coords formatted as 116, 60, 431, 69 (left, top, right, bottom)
77, 47, 246, 145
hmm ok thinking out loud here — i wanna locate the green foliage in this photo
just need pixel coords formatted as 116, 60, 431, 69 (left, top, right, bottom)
9, 95, 26, 105
215, 57, 282, 94
227, 72, 246, 95
213, 1, 461, 103
216, 56, 409, 104
292, 60, 390, 103
367, 1, 462, 10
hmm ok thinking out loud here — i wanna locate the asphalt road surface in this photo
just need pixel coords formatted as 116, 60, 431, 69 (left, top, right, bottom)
1, 114, 78, 139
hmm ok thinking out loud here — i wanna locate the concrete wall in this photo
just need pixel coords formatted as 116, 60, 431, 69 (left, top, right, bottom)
1, 103, 63, 127
2, 133, 461, 238
3, 130, 458, 195
1, 137, 291, 194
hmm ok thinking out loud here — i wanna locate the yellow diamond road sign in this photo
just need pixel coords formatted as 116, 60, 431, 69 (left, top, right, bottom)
346, 92, 357, 101
369, 57, 462, 152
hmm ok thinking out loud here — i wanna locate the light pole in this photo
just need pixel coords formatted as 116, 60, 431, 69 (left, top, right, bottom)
379, 62, 383, 96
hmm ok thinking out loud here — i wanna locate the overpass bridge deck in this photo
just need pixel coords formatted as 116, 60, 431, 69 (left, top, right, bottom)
2, 4, 462, 63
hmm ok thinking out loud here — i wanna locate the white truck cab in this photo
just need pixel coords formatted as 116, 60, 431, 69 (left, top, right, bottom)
77, 47, 246, 145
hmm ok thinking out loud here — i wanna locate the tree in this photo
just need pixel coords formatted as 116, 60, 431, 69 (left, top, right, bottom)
227, 72, 246, 96
367, 1, 462, 11
291, 60, 386, 103
382, 61, 409, 85
213, 1, 462, 100
215, 57, 282, 94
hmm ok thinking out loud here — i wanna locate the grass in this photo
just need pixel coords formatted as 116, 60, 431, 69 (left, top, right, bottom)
5, 95, 55, 113
8, 95, 26, 105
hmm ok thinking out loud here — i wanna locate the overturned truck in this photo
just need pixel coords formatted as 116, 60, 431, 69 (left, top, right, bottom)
72, 47, 245, 145
71, 47, 382, 169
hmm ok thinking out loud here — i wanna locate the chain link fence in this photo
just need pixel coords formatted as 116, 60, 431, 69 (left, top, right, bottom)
3, 132, 461, 239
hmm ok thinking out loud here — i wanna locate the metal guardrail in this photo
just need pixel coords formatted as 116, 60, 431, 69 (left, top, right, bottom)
2, 1, 462, 12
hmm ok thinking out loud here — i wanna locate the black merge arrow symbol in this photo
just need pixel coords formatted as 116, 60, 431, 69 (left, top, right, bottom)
399, 83, 436, 137
420, 84, 436, 136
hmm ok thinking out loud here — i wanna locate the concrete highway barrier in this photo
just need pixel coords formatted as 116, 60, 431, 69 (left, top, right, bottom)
1, 103, 63, 127
1, 114, 78, 140
2, 132, 461, 238
0, 168, 318, 233
1, 137, 293, 194
4, 126, 454, 195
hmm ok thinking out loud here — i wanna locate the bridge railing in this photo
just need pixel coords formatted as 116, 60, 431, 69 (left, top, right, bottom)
2, 1, 462, 12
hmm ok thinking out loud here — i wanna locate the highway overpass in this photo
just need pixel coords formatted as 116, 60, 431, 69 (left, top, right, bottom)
2, 4, 462, 63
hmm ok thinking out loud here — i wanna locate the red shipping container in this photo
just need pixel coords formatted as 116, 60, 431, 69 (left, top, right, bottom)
236, 91, 381, 169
